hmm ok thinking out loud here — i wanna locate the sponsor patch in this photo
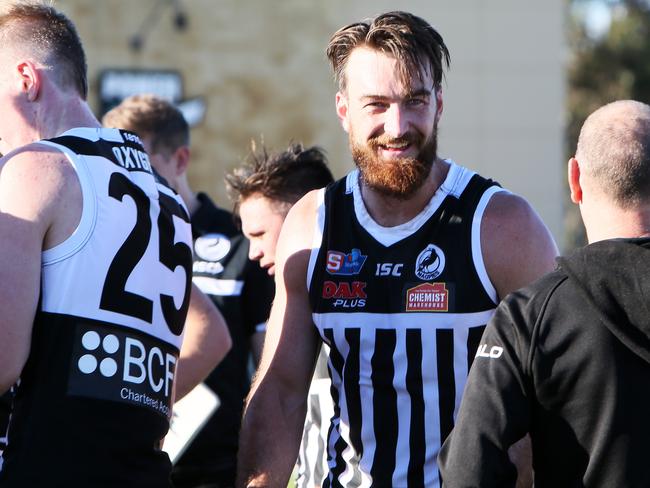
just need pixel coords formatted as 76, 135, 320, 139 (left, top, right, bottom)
68, 323, 177, 418
375, 262, 403, 277
415, 244, 445, 280
326, 249, 367, 275
405, 282, 449, 312
194, 233, 231, 262
322, 280, 367, 308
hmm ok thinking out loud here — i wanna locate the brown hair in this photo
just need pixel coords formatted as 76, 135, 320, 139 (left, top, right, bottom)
326, 10, 450, 92
102, 94, 189, 156
0, 1, 88, 99
577, 100, 650, 207
225, 142, 334, 212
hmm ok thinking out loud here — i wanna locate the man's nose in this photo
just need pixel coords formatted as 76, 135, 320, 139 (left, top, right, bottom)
248, 243, 263, 261
383, 104, 409, 138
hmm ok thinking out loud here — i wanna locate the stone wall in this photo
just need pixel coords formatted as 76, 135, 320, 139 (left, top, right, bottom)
58, 0, 566, 246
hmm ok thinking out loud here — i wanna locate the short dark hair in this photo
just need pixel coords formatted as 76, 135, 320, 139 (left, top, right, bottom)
577, 99, 650, 207
226, 142, 334, 211
0, 2, 88, 99
326, 11, 450, 92
102, 94, 189, 156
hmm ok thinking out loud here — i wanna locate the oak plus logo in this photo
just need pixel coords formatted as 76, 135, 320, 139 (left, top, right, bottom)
69, 324, 177, 418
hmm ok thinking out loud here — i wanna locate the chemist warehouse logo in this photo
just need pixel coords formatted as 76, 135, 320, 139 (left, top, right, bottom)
68, 324, 177, 418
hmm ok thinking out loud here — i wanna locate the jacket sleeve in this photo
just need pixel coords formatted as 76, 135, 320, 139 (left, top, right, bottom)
438, 293, 533, 487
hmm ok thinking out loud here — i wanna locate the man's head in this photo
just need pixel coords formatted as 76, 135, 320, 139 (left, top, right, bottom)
571, 100, 650, 207
0, 2, 88, 152
326, 11, 449, 199
102, 95, 190, 189
226, 143, 334, 275
570, 100, 650, 240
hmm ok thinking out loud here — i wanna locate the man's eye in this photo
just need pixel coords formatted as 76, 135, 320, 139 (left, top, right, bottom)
406, 98, 426, 106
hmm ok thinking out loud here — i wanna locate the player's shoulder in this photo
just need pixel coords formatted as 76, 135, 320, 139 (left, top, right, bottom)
0, 142, 78, 192
274, 189, 322, 283
285, 188, 322, 228
483, 191, 537, 226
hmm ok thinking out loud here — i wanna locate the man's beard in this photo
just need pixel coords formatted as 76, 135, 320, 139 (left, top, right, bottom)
351, 126, 437, 200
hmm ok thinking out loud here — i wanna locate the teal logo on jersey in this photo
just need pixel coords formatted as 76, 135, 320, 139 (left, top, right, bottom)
326, 249, 367, 275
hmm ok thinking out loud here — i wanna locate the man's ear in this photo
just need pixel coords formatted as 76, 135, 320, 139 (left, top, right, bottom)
335, 91, 350, 133
568, 157, 582, 204
174, 145, 190, 175
17, 61, 40, 102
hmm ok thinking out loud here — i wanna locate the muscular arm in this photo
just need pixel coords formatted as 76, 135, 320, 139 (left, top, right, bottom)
0, 147, 81, 392
482, 191, 559, 300
237, 192, 321, 488
174, 283, 232, 400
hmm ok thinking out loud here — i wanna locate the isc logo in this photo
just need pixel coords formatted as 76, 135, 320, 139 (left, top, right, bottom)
375, 263, 403, 276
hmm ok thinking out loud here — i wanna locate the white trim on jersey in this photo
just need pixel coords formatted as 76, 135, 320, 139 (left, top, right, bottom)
36, 129, 192, 349
306, 188, 326, 290
471, 185, 507, 304
348, 160, 475, 247
38, 140, 98, 265
192, 276, 244, 297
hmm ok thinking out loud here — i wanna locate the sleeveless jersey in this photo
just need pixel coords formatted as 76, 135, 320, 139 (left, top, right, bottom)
0, 128, 193, 487
307, 162, 503, 488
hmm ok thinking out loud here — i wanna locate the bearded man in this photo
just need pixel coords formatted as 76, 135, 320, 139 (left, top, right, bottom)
237, 11, 558, 488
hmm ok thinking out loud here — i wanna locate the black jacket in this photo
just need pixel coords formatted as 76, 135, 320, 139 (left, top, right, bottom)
439, 238, 650, 487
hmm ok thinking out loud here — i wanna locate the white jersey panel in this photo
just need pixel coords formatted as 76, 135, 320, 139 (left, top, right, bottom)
39, 136, 191, 349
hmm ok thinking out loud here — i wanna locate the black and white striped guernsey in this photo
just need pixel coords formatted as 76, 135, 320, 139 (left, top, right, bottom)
0, 128, 193, 487
307, 161, 503, 487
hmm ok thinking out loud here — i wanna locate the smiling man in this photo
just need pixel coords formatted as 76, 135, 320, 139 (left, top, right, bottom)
237, 11, 558, 488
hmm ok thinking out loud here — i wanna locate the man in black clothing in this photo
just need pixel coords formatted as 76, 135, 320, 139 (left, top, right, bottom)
439, 99, 650, 488
103, 95, 274, 488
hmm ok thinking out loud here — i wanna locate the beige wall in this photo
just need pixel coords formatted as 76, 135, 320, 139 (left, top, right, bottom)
58, 0, 565, 246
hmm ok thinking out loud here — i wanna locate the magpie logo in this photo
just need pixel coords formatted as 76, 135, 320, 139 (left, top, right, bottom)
415, 244, 445, 280
194, 233, 231, 262
78, 330, 120, 377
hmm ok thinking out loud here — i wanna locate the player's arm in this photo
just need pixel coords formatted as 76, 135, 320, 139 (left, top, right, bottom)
237, 191, 321, 488
439, 298, 531, 487
482, 191, 559, 301
0, 147, 81, 393
174, 283, 232, 400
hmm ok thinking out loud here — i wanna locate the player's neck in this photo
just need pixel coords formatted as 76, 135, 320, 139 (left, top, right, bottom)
40, 97, 100, 139
360, 158, 449, 227
176, 181, 199, 216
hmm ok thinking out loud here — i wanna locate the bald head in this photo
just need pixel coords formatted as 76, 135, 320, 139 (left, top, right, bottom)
576, 100, 650, 207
